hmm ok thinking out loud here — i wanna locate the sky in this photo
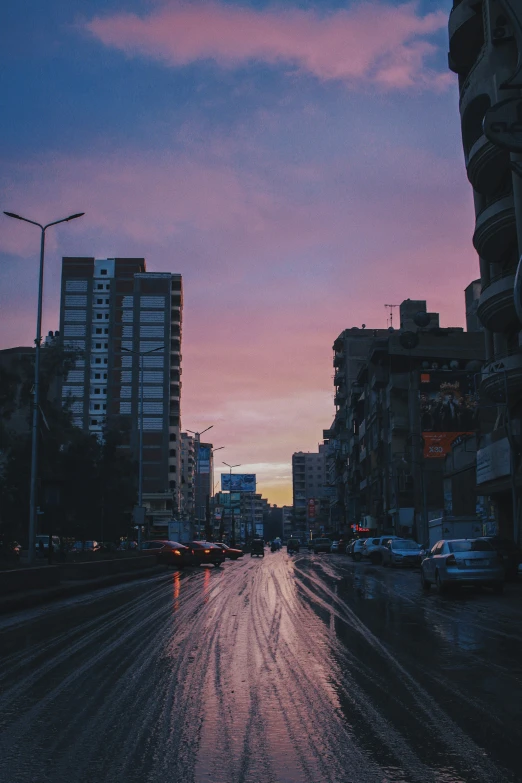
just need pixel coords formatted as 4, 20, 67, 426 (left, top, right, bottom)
0, 0, 478, 505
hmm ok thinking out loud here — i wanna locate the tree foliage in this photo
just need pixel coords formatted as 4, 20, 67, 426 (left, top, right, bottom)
0, 345, 137, 544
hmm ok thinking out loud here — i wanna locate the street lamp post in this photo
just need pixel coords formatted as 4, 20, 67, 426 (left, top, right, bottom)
223, 461, 241, 546
4, 210, 84, 564
122, 344, 164, 549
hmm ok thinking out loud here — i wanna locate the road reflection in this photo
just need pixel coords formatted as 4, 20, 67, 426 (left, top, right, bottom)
172, 570, 181, 612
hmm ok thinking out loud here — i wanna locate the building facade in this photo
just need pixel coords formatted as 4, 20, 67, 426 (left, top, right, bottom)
292, 446, 328, 534
449, 0, 522, 542
180, 433, 195, 520
327, 299, 485, 542
59, 257, 183, 529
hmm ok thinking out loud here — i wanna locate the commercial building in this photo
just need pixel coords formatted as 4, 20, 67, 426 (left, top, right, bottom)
292, 446, 328, 534
59, 257, 183, 530
448, 0, 522, 542
180, 433, 195, 520
326, 299, 484, 542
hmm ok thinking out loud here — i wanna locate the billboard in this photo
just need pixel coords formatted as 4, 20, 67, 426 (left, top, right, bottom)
221, 474, 256, 492
217, 492, 241, 507
307, 498, 316, 519
419, 372, 477, 459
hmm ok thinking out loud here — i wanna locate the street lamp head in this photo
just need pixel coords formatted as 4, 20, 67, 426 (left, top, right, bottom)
4, 211, 23, 220
65, 212, 85, 221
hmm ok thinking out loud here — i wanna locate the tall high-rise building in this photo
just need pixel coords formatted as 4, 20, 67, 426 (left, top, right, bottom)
292, 446, 328, 532
448, 1, 522, 542
59, 257, 183, 528
180, 433, 195, 520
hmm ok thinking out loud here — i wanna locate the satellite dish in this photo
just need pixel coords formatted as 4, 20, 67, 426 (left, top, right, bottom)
413, 311, 430, 328
399, 331, 419, 350
449, 360, 459, 370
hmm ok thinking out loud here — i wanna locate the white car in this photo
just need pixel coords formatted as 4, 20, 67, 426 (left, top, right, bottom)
350, 539, 367, 561
331, 540, 340, 553
382, 539, 423, 567
363, 536, 400, 564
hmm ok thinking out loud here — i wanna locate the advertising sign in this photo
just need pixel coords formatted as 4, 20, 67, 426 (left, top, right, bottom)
477, 437, 511, 485
307, 498, 316, 519
221, 474, 256, 492
217, 492, 241, 507
420, 371, 477, 458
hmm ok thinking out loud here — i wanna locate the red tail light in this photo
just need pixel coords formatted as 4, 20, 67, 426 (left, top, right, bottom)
204, 549, 210, 554
446, 555, 457, 566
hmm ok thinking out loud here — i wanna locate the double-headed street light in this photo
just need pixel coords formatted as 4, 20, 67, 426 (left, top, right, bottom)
121, 344, 164, 549
223, 461, 241, 546
4, 210, 84, 564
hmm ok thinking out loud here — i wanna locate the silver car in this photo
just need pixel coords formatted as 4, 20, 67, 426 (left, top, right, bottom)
382, 539, 422, 567
421, 538, 505, 594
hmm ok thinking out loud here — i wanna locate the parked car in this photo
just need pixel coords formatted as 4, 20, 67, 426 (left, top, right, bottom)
363, 536, 399, 564
382, 539, 422, 567
421, 538, 505, 594
188, 541, 226, 567
312, 538, 332, 554
330, 540, 340, 553
215, 543, 244, 560
479, 536, 522, 580
35, 535, 60, 553
142, 539, 191, 567
337, 540, 350, 554
349, 539, 367, 561
287, 538, 300, 554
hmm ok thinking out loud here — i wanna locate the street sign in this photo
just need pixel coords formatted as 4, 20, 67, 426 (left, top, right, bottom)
133, 506, 146, 525
483, 98, 522, 152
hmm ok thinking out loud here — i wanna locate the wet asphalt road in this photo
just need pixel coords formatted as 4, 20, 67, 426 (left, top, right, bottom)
0, 553, 521, 783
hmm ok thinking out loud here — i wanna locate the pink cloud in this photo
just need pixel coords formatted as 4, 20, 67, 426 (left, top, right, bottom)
83, 1, 449, 90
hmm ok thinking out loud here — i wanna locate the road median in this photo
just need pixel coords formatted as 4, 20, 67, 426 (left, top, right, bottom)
0, 556, 167, 614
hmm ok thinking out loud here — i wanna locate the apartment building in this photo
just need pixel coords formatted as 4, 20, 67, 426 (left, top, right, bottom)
329, 300, 484, 541
449, 0, 522, 541
292, 446, 328, 533
180, 433, 195, 520
59, 257, 183, 528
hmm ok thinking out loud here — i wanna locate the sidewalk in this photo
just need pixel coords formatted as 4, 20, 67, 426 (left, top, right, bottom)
0, 564, 168, 615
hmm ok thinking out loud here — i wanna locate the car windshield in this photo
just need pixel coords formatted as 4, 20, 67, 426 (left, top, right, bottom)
448, 540, 494, 553
392, 540, 419, 550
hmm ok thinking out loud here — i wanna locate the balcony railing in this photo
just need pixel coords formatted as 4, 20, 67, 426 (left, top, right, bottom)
477, 273, 516, 332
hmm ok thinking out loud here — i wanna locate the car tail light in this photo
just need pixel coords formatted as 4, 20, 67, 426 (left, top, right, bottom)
173, 550, 181, 556
204, 549, 210, 554
446, 555, 457, 566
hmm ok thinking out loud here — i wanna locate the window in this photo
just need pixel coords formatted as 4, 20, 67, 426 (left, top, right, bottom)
104, 328, 108, 335
103, 373, 107, 379
104, 314, 109, 320
91, 419, 98, 425
169, 449, 176, 457
97, 299, 103, 305
103, 358, 108, 365
94, 373, 101, 379
96, 314, 102, 320
95, 358, 101, 364
102, 404, 106, 411
94, 404, 100, 410
448, 540, 493, 553
95, 343, 102, 348
169, 466, 176, 473
169, 433, 176, 441
97, 284, 103, 290
94, 388, 100, 395
100, 269, 107, 275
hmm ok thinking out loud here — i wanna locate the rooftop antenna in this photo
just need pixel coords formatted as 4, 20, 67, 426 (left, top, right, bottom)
384, 304, 399, 328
